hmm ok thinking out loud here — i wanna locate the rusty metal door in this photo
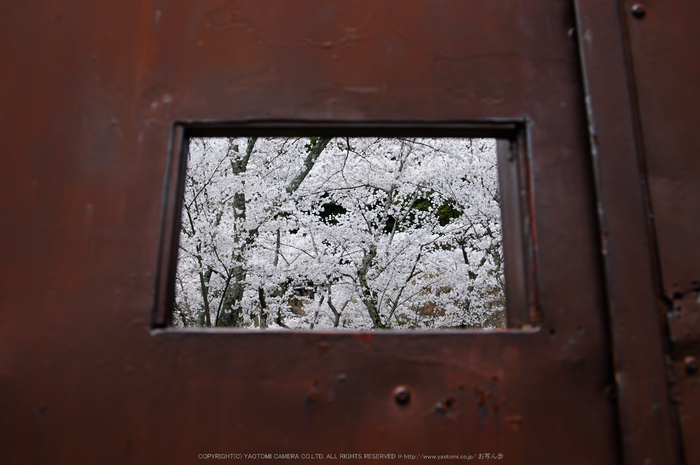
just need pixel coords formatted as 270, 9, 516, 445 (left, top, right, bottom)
584, 1, 700, 463
0, 1, 684, 464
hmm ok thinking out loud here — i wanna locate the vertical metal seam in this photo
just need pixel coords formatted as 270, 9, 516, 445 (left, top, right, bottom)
614, 1, 687, 462
573, 0, 681, 462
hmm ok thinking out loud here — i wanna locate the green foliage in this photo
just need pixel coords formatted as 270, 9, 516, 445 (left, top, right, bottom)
436, 200, 463, 226
304, 137, 321, 152
408, 196, 463, 228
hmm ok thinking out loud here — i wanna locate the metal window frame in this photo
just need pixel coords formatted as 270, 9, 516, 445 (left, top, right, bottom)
153, 121, 536, 331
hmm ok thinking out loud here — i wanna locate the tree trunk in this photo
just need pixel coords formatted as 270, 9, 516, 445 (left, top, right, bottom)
357, 244, 386, 329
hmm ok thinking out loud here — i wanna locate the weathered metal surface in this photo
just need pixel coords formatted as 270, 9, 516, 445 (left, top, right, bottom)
497, 136, 539, 329
669, 293, 700, 360
572, 1, 682, 464
621, 0, 700, 462
623, 0, 700, 301
669, 291, 700, 462
0, 0, 654, 463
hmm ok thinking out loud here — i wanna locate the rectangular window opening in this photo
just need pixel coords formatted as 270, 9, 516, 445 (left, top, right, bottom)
160, 128, 534, 331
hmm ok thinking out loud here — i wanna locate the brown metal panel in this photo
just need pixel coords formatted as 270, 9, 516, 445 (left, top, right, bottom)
497, 136, 538, 329
669, 292, 700, 464
622, 0, 700, 299
620, 1, 700, 463
1, 1, 620, 464
573, 1, 681, 464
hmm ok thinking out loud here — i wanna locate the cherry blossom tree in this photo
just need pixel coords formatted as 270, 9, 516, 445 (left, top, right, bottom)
174, 136, 505, 330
